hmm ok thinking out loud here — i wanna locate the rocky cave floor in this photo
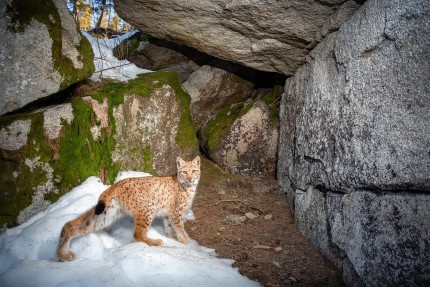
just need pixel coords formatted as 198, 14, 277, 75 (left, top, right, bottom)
187, 158, 344, 287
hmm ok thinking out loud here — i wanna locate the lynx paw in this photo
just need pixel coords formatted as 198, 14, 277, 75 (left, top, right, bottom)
58, 251, 76, 262
144, 238, 163, 246
154, 238, 164, 246
177, 234, 190, 244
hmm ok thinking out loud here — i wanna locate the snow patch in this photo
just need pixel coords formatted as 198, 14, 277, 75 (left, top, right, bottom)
0, 172, 259, 287
83, 31, 152, 81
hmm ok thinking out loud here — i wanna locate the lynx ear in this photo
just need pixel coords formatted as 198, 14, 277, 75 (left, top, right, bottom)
176, 157, 186, 169
192, 156, 201, 167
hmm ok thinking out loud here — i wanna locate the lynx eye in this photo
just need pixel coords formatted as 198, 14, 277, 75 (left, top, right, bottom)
192, 170, 199, 174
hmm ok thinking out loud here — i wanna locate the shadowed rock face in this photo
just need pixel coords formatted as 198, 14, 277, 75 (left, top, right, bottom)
114, 0, 349, 75
278, 0, 430, 194
277, 0, 430, 285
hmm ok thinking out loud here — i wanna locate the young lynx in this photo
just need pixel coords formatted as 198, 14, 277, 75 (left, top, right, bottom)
57, 156, 201, 262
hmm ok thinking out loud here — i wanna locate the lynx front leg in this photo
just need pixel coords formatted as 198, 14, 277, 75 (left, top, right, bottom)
134, 214, 163, 246
170, 214, 190, 244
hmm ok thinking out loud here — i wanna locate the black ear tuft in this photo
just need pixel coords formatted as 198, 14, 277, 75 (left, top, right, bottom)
95, 201, 106, 215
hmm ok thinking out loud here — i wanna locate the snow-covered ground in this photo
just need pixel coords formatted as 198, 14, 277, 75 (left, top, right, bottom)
0, 172, 259, 287
83, 30, 152, 81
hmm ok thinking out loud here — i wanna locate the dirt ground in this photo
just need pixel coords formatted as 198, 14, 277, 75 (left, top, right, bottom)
186, 159, 344, 287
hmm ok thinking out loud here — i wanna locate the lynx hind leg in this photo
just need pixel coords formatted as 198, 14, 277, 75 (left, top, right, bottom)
133, 214, 163, 246
57, 204, 123, 262
163, 216, 175, 238
57, 208, 96, 261
57, 223, 77, 261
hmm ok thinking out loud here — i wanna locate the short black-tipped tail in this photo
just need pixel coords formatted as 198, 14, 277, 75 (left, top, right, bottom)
95, 200, 106, 215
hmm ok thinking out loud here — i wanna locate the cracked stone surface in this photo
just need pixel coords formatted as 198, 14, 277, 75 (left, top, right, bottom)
278, 0, 430, 193
277, 0, 430, 286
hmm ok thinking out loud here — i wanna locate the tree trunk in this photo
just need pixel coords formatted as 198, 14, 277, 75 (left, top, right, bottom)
95, 0, 107, 28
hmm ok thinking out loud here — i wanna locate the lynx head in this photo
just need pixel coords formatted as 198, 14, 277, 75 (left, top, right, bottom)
176, 156, 201, 187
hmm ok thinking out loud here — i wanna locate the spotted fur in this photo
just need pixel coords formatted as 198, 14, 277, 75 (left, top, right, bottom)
57, 156, 201, 262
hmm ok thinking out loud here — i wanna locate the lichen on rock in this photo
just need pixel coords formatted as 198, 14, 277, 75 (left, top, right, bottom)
18, 156, 59, 224
112, 79, 198, 175
42, 103, 74, 140
82, 97, 109, 140
0, 119, 32, 150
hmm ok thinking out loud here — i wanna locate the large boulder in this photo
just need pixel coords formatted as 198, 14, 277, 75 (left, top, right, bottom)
111, 84, 197, 176
0, 72, 199, 227
202, 100, 278, 176
277, 0, 430, 285
0, 0, 94, 116
294, 187, 430, 287
114, 0, 356, 75
183, 62, 255, 129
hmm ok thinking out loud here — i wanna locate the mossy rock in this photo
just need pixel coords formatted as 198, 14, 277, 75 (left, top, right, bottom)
202, 101, 254, 154
1, 0, 94, 115
202, 83, 282, 155
201, 99, 279, 177
0, 72, 198, 228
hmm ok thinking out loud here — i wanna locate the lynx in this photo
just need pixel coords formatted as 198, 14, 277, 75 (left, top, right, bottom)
57, 156, 201, 262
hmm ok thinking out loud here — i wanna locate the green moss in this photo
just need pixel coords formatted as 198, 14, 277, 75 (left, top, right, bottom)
142, 147, 154, 174
202, 84, 282, 154
262, 84, 283, 124
201, 83, 283, 156
48, 98, 119, 197
203, 101, 254, 153
6, 0, 94, 90
201, 157, 225, 176
169, 74, 199, 149
0, 163, 20, 227
262, 84, 283, 105
0, 95, 118, 227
